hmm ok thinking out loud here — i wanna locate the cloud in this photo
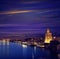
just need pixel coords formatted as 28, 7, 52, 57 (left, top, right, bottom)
0, 10, 34, 15
0, 22, 59, 27
21, 1, 40, 4
0, 31, 41, 34
0, 9, 59, 15
0, 24, 40, 27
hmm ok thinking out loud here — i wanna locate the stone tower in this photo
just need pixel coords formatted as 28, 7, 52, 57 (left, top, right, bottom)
45, 28, 52, 43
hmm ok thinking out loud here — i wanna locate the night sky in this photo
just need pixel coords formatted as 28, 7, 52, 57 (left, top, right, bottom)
0, 0, 60, 38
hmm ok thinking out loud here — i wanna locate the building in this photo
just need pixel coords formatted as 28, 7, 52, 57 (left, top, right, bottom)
44, 28, 52, 43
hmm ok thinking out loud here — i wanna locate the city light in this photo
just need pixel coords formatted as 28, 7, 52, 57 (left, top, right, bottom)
22, 44, 27, 48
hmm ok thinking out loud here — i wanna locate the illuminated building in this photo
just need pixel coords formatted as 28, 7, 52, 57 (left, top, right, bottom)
3, 39, 6, 45
0, 40, 1, 45
44, 28, 52, 43
2, 39, 10, 45
6, 39, 10, 45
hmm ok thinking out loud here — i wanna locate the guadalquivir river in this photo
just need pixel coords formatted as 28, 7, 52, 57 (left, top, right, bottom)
0, 42, 50, 59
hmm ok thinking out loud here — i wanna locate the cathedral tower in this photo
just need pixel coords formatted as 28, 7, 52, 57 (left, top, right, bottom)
45, 28, 52, 43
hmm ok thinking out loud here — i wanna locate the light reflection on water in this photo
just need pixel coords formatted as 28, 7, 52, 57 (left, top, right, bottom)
22, 44, 27, 48
0, 42, 50, 59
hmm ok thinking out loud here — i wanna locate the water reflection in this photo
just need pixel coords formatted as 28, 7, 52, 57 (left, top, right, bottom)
0, 44, 9, 59
34, 46, 36, 55
22, 44, 27, 48
0, 42, 51, 59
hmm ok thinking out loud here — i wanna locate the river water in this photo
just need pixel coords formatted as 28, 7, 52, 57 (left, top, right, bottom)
0, 42, 51, 59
